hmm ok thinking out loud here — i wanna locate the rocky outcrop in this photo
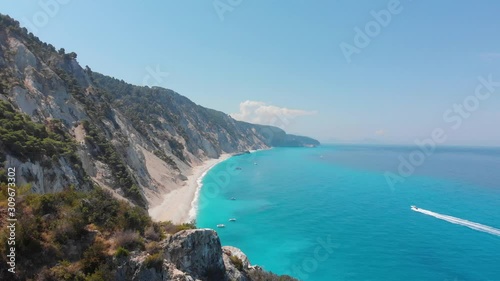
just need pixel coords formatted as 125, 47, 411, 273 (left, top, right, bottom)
164, 229, 226, 280
222, 246, 252, 281
5, 154, 90, 193
115, 255, 195, 281
114, 229, 290, 281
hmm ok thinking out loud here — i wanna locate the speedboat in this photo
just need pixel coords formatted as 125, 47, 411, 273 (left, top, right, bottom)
217, 224, 225, 228
411, 205, 418, 210
229, 218, 237, 222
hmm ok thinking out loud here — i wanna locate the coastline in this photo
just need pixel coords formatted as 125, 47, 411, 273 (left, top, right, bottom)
186, 148, 269, 223
149, 154, 231, 224
186, 155, 231, 223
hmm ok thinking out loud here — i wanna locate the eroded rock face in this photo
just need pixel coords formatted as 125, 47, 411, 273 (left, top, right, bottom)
115, 255, 196, 281
112, 229, 297, 281
223, 246, 260, 281
115, 229, 255, 281
222, 246, 251, 281
5, 154, 90, 194
223, 246, 250, 269
164, 229, 227, 281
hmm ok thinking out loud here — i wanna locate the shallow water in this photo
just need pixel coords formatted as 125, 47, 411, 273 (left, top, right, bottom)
197, 145, 500, 281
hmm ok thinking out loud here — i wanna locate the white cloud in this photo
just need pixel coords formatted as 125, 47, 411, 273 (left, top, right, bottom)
230, 100, 317, 129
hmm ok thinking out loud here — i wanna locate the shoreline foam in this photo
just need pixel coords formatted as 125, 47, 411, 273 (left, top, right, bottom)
187, 161, 223, 222
188, 148, 271, 223
149, 154, 231, 224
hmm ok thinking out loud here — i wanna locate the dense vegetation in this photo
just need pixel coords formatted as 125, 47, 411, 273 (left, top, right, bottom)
0, 100, 80, 165
0, 186, 195, 281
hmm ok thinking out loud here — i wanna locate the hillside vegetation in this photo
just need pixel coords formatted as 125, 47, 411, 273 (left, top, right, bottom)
0, 186, 296, 281
0, 186, 196, 280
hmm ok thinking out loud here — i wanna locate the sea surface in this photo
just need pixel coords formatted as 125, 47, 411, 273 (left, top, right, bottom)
196, 145, 500, 281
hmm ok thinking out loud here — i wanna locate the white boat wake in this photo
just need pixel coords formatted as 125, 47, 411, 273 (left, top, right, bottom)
411, 206, 500, 237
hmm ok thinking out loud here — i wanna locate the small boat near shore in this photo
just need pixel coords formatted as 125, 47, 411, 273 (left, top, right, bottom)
230, 197, 236, 200
217, 224, 225, 228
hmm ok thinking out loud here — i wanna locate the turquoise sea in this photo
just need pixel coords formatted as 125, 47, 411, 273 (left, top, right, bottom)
196, 145, 500, 281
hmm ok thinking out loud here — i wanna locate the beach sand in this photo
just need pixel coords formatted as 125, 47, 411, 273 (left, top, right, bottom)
148, 154, 231, 224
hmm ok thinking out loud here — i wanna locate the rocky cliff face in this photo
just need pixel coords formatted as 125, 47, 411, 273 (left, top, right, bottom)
0, 14, 319, 208
116, 229, 295, 281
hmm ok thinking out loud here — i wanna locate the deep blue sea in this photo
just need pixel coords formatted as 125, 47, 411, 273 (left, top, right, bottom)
196, 145, 500, 281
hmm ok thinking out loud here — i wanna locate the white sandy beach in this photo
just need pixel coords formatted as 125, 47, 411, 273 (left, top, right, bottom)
148, 154, 231, 224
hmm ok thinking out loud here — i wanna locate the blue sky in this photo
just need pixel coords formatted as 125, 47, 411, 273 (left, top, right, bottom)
1, 0, 500, 145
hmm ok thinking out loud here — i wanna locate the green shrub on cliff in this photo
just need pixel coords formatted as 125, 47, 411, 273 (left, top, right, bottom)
0, 100, 78, 162
229, 255, 244, 271
114, 230, 143, 251
0, 186, 160, 280
114, 247, 130, 258
144, 253, 163, 271
81, 240, 108, 274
